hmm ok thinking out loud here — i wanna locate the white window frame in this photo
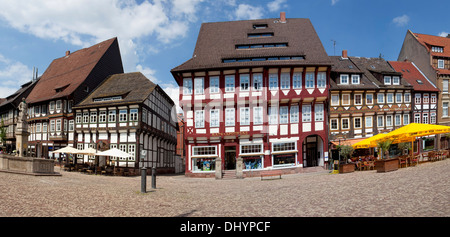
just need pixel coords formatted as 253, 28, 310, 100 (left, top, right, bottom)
269, 107, 278, 125
340, 74, 349, 84
269, 73, 278, 90
119, 110, 127, 122
280, 73, 290, 90
415, 94, 421, 104
240, 74, 250, 91
293, 72, 302, 89
280, 106, 289, 124
183, 78, 192, 95
225, 75, 235, 92
384, 76, 391, 85
438, 59, 445, 69
194, 77, 204, 95
404, 93, 411, 103
302, 104, 312, 122
396, 93, 403, 103
423, 113, 429, 124
108, 110, 116, 122
341, 118, 349, 129
317, 72, 326, 88
210, 109, 220, 127
342, 94, 350, 106
377, 116, 384, 127
431, 112, 436, 124
253, 107, 263, 125
305, 72, 315, 88
330, 118, 339, 130
225, 108, 235, 126
387, 93, 394, 104
377, 93, 385, 104
331, 94, 339, 106
351, 74, 360, 84
443, 80, 449, 93
354, 117, 362, 129
414, 113, 421, 123
403, 114, 410, 125
431, 94, 437, 104
365, 116, 373, 128
195, 110, 205, 128
354, 94, 362, 105
209, 76, 219, 94
253, 73, 263, 91
393, 76, 400, 85
99, 111, 107, 123
366, 94, 373, 105
290, 105, 299, 123
386, 115, 393, 127
395, 114, 401, 126
315, 104, 324, 121
444, 102, 449, 117
240, 107, 250, 125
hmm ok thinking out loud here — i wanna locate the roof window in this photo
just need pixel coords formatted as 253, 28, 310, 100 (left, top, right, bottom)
253, 24, 268, 29
236, 43, 287, 49
248, 33, 274, 38
416, 80, 423, 84
431, 46, 444, 53
223, 56, 304, 63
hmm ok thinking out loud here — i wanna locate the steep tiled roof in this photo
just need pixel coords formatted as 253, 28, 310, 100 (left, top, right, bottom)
73, 72, 158, 108
0, 80, 38, 109
171, 17, 331, 73
26, 37, 120, 104
413, 32, 450, 58
388, 60, 439, 92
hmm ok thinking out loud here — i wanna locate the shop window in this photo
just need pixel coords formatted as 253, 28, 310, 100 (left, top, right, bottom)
240, 144, 263, 154
193, 158, 215, 171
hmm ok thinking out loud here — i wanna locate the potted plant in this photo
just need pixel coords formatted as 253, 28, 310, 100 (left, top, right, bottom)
337, 145, 355, 173
375, 139, 398, 172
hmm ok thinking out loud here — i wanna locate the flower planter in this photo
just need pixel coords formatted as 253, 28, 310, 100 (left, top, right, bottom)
339, 163, 355, 173
375, 158, 399, 173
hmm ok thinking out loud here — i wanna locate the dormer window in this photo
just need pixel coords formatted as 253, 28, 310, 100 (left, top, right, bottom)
393, 76, 400, 85
340, 74, 349, 84
384, 76, 391, 85
351, 75, 360, 84
248, 32, 274, 38
432, 46, 444, 53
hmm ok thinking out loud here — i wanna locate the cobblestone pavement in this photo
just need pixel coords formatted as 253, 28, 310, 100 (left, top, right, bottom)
0, 159, 449, 217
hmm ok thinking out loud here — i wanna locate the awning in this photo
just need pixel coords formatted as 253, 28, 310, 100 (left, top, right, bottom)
331, 138, 367, 147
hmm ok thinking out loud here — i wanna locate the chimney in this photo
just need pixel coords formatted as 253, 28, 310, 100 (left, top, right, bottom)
65, 51, 70, 56
280, 12, 286, 23
342, 50, 348, 59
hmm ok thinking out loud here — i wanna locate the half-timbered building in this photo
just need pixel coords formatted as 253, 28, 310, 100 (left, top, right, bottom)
171, 13, 332, 178
329, 51, 413, 156
73, 72, 178, 175
25, 37, 124, 158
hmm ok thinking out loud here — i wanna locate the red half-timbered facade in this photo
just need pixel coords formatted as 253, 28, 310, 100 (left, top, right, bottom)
171, 13, 332, 178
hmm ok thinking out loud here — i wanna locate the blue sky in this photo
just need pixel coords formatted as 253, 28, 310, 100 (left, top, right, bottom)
0, 0, 449, 111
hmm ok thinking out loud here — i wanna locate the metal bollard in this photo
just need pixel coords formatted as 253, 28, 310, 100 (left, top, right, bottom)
151, 167, 156, 189
141, 167, 147, 193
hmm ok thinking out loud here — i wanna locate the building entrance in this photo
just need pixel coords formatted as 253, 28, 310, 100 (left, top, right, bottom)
225, 146, 236, 170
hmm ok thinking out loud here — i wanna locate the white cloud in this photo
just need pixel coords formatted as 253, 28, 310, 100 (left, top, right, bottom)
0, 0, 204, 79
267, 0, 287, 12
331, 0, 339, 5
0, 54, 32, 97
393, 14, 410, 27
234, 4, 264, 20
438, 31, 449, 37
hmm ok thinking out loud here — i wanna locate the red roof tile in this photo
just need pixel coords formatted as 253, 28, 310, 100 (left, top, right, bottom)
26, 37, 119, 104
413, 33, 450, 58
388, 60, 439, 92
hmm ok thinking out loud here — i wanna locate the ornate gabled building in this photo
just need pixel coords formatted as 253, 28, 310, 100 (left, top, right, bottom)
25, 37, 124, 158
171, 13, 332, 178
329, 51, 413, 156
398, 31, 450, 147
72, 72, 178, 175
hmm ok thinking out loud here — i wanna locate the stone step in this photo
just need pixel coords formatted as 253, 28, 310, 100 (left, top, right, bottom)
222, 170, 236, 179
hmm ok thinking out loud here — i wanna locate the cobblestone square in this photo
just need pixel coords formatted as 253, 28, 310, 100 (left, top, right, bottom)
0, 160, 449, 217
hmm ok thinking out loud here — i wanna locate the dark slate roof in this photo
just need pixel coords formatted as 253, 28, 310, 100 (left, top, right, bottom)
171, 17, 331, 73
73, 72, 158, 109
329, 56, 378, 90
26, 37, 120, 104
348, 57, 412, 89
389, 60, 439, 92
0, 79, 38, 109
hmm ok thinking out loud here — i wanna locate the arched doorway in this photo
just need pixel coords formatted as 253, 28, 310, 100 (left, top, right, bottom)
302, 135, 324, 167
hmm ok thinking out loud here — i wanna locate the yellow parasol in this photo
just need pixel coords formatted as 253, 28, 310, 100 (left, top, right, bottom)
352, 133, 389, 149
380, 123, 450, 164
